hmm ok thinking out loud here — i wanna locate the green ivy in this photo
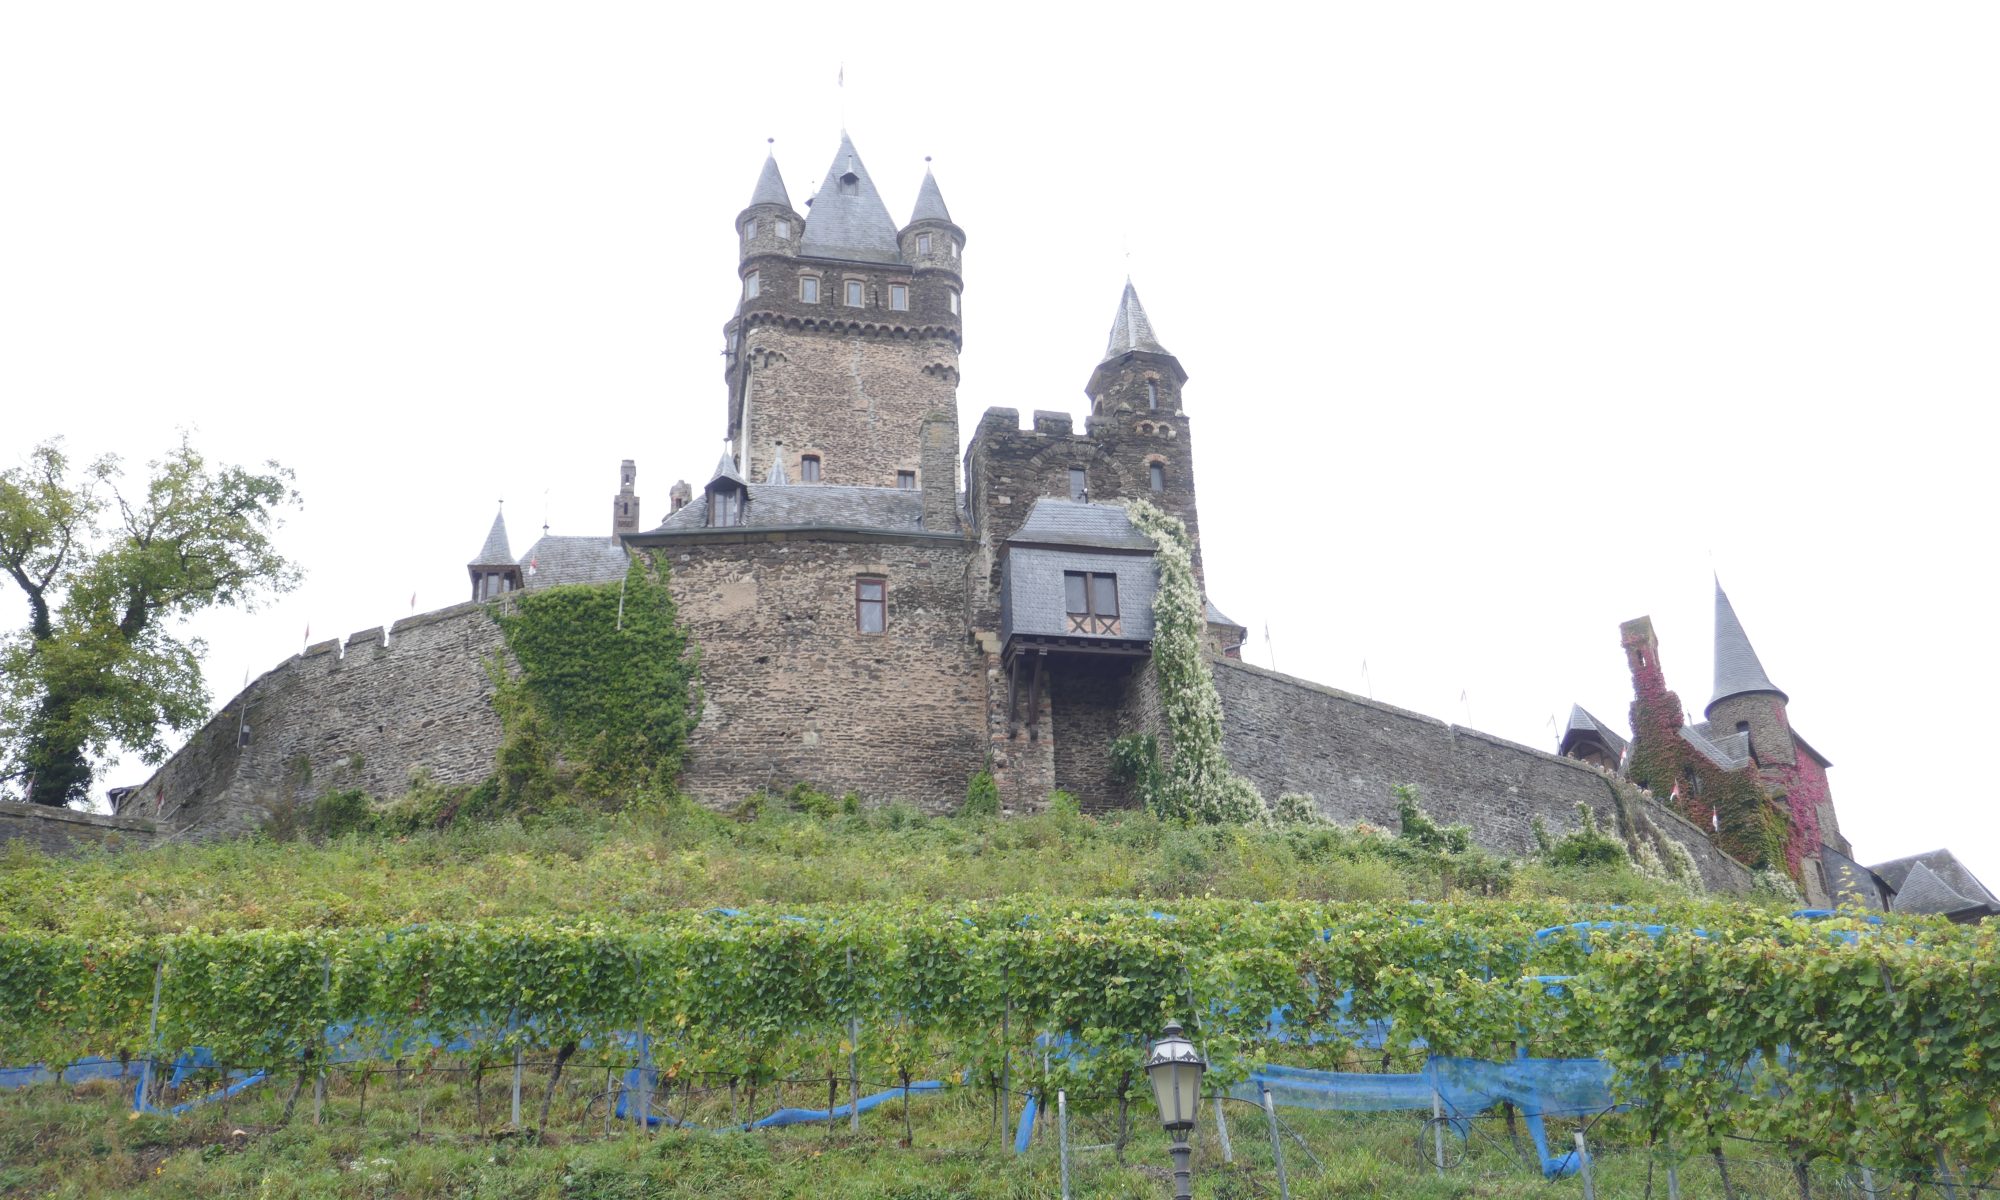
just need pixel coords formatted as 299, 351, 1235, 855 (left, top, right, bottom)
493, 558, 698, 805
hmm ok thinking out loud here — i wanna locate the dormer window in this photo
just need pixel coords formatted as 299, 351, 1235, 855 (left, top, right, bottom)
845, 280, 864, 307
889, 284, 909, 311
775, 219, 790, 239
707, 486, 743, 527
838, 172, 859, 196
916, 233, 932, 255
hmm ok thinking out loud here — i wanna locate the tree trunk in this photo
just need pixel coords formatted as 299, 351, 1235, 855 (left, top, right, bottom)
1114, 1071, 1133, 1164
1713, 1143, 1737, 1200
536, 1042, 575, 1143
23, 728, 90, 807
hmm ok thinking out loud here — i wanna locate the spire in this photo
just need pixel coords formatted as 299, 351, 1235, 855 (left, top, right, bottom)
909, 166, 952, 224
1103, 279, 1171, 361
1710, 580, 1786, 708
469, 509, 511, 567
799, 132, 901, 263
748, 150, 791, 209
764, 442, 790, 485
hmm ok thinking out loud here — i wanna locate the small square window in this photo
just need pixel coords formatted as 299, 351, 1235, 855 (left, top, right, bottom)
846, 280, 865, 307
916, 233, 931, 255
776, 219, 790, 239
745, 271, 759, 299
856, 578, 885, 634
897, 470, 916, 490
801, 454, 821, 482
889, 284, 909, 311
800, 276, 819, 303
1068, 467, 1086, 501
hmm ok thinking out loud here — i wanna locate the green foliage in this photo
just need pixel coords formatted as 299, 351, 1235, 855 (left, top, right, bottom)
1044, 789, 1080, 819
304, 789, 372, 839
1106, 732, 1162, 808
1123, 500, 1265, 824
1541, 802, 1628, 869
1392, 784, 1470, 854
960, 771, 998, 817
1272, 792, 1320, 826
785, 781, 838, 818
0, 436, 300, 805
492, 558, 697, 809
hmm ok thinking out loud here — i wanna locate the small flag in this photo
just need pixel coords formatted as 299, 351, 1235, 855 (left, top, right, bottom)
838, 63, 844, 87
1712, 810, 1721, 832
1669, 781, 1681, 804
303, 623, 310, 646
527, 558, 539, 577
409, 591, 417, 612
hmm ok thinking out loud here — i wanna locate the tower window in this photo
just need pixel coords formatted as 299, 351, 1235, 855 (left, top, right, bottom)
856, 577, 886, 633
775, 219, 790, 239
916, 233, 931, 255
744, 219, 757, 240
1068, 467, 1087, 501
838, 171, 859, 197
799, 275, 819, 303
1149, 462, 1165, 492
1147, 381, 1158, 410
800, 454, 821, 482
947, 289, 959, 315
1063, 570, 1121, 635
897, 470, 916, 490
889, 284, 909, 310
745, 271, 759, 299
845, 280, 864, 307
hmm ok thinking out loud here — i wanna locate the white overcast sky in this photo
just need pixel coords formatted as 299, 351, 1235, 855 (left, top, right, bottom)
3, 3, 1996, 884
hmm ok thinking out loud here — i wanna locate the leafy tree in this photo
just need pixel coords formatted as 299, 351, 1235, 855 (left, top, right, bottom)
0, 436, 299, 806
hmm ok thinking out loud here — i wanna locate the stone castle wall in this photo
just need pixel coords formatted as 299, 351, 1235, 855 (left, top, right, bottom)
121, 600, 510, 839
1209, 659, 1753, 892
0, 800, 158, 855
647, 531, 988, 811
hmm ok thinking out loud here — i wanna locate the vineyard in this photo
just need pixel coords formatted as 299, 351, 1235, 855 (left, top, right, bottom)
3, 895, 1995, 1197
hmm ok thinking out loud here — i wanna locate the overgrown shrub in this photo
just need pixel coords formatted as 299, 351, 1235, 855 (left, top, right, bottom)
305, 788, 373, 838
1542, 802, 1627, 870
1272, 792, 1320, 826
1393, 784, 1471, 854
785, 782, 838, 819
961, 771, 999, 817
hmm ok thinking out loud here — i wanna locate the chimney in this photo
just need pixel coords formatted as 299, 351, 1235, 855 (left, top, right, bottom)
612, 460, 641, 535
668, 479, 692, 514
919, 410, 959, 532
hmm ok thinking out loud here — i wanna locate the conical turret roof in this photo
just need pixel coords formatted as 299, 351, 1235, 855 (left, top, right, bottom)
1710, 580, 1786, 708
469, 510, 512, 567
909, 168, 952, 224
748, 152, 791, 209
799, 133, 901, 264
1103, 280, 1171, 361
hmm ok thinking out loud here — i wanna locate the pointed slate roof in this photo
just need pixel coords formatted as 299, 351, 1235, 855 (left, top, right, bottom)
1103, 280, 1171, 361
1561, 705, 1630, 758
764, 453, 790, 485
799, 133, 902, 264
748, 152, 791, 209
1710, 581, 1786, 709
706, 451, 747, 491
909, 168, 952, 224
469, 510, 512, 567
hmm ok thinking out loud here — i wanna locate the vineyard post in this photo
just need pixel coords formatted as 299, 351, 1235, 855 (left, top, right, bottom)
1668, 1149, 1680, 1200
1430, 1084, 1445, 1175
1213, 1094, 1233, 1163
511, 1046, 524, 1128
999, 965, 1012, 1145
603, 1066, 613, 1138
313, 956, 330, 1126
846, 947, 860, 1134
1259, 1082, 1291, 1200
1575, 1130, 1597, 1200
1856, 1166, 1873, 1199
1057, 1089, 1071, 1200
138, 960, 163, 1113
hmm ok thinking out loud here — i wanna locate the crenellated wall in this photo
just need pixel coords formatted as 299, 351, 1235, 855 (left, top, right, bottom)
120, 600, 511, 839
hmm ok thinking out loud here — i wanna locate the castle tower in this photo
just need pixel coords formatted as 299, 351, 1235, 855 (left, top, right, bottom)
612, 460, 640, 535
723, 134, 963, 489
1082, 281, 1205, 584
467, 509, 521, 601
1705, 581, 1795, 766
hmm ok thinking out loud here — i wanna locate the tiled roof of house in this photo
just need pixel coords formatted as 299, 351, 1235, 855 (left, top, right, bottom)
1562, 705, 1630, 757
1870, 849, 2000, 915
518, 535, 629, 591
1009, 499, 1154, 551
647, 483, 928, 534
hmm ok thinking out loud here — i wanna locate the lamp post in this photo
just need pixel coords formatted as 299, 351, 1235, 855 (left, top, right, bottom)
1144, 1020, 1208, 1200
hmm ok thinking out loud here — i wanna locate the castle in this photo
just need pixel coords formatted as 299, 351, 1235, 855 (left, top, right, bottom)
33, 132, 1988, 918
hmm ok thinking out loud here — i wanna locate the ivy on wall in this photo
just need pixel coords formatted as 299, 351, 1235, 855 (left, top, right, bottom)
1124, 500, 1265, 824
492, 558, 698, 805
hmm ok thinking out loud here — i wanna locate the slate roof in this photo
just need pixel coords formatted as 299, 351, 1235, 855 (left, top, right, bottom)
909, 168, 952, 224
1009, 499, 1154, 551
799, 133, 902, 264
518, 535, 630, 591
1821, 846, 1890, 911
1561, 705, 1629, 758
1206, 599, 1244, 629
1889, 862, 1984, 917
1679, 721, 1750, 770
646, 483, 928, 534
706, 451, 747, 491
748, 153, 791, 209
1103, 280, 1171, 361
1711, 581, 1786, 708
1870, 849, 2000, 916
470, 511, 512, 567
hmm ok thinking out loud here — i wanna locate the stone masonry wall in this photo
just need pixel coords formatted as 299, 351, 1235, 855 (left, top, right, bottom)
124, 600, 510, 839
1210, 659, 1753, 893
0, 801, 158, 855
647, 532, 986, 811
736, 329, 961, 490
